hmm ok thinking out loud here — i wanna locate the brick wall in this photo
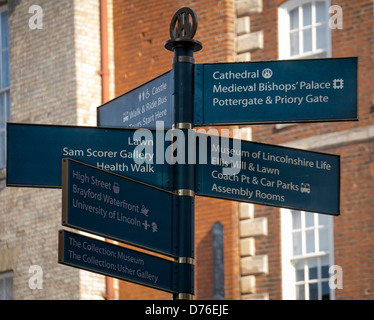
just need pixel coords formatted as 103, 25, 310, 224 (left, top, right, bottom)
333, 141, 374, 299
1, 0, 109, 299
74, 0, 102, 126
113, 0, 235, 96
0, 0, 78, 300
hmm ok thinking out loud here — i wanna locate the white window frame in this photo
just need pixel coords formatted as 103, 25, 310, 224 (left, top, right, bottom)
0, 4, 10, 170
278, 0, 331, 59
277, 0, 331, 130
281, 209, 335, 300
278, 3, 335, 298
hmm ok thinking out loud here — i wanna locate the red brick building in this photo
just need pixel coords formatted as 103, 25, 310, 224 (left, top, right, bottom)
250, 0, 374, 300
1, 0, 371, 301
113, 0, 373, 300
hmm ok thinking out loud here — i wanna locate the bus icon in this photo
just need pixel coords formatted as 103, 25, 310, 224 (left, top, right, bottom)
300, 183, 311, 194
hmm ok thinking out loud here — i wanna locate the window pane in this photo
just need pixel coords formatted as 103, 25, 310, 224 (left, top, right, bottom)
293, 231, 302, 255
290, 8, 299, 30
0, 279, 4, 300
305, 212, 314, 228
316, 25, 327, 50
308, 258, 318, 280
309, 283, 318, 300
0, 91, 10, 128
306, 229, 315, 253
5, 277, 13, 300
318, 214, 330, 226
0, 10, 9, 171
322, 281, 330, 300
303, 28, 312, 52
302, 3, 312, 26
292, 210, 301, 229
290, 32, 299, 56
2, 50, 10, 88
316, 1, 326, 23
295, 260, 304, 281
0, 132, 4, 170
319, 227, 329, 252
0, 93, 4, 127
321, 256, 329, 278
0, 130, 5, 169
1, 11, 9, 49
6, 90, 10, 121
296, 284, 305, 300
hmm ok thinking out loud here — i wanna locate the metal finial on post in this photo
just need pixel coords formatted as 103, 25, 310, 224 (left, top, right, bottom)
164, 7, 202, 52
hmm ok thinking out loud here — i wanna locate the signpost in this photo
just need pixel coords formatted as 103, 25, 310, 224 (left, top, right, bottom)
6, 123, 171, 190
58, 230, 193, 294
195, 135, 340, 215
62, 158, 179, 256
194, 58, 357, 126
97, 71, 173, 129
6, 7, 357, 300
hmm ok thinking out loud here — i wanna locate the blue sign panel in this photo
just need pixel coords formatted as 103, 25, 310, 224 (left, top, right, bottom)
62, 159, 178, 256
58, 230, 180, 293
195, 134, 340, 215
97, 71, 173, 129
194, 57, 357, 125
7, 123, 171, 190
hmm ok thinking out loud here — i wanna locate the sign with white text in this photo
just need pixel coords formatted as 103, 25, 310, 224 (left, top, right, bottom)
97, 71, 173, 129
6, 123, 172, 190
62, 159, 178, 256
195, 135, 340, 215
194, 57, 357, 125
58, 230, 186, 293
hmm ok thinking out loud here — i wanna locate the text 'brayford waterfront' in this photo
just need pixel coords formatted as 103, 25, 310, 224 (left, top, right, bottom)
69, 168, 159, 233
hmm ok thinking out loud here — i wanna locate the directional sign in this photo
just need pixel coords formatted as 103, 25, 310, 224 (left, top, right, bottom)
194, 57, 357, 125
6, 123, 171, 190
62, 158, 178, 256
195, 134, 340, 215
58, 230, 190, 294
97, 71, 173, 129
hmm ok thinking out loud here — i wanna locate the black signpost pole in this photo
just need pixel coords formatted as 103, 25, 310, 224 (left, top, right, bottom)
165, 7, 202, 300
